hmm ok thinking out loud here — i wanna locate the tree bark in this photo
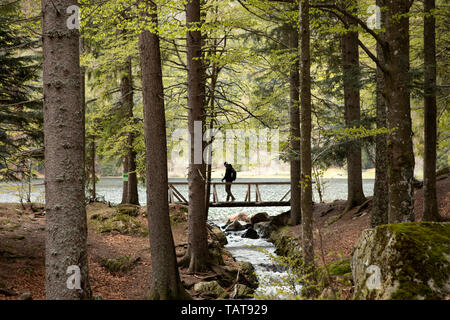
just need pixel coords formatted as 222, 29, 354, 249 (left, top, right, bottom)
80, 37, 86, 199
341, 2, 366, 211
371, 0, 389, 227
121, 156, 128, 204
384, 0, 415, 223
299, 0, 314, 275
139, 0, 190, 300
42, 0, 90, 299
423, 0, 440, 222
289, 23, 302, 226
205, 57, 217, 220
121, 57, 139, 205
91, 138, 96, 201
184, 0, 210, 273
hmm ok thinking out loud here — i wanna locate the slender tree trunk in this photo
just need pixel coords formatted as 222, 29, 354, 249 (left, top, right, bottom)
42, 0, 90, 299
341, 3, 365, 211
27, 161, 32, 203
121, 58, 139, 205
205, 58, 217, 220
121, 157, 129, 204
183, 0, 210, 273
384, 0, 415, 223
80, 37, 86, 197
91, 138, 96, 201
371, 0, 389, 227
299, 0, 314, 278
139, 0, 190, 300
423, 0, 440, 222
289, 23, 302, 226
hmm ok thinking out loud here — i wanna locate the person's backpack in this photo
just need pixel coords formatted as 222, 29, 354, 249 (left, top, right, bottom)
231, 167, 237, 181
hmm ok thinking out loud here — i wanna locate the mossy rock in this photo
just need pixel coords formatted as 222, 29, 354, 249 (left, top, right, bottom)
270, 232, 302, 263
238, 261, 258, 288
209, 247, 225, 265
100, 255, 140, 273
193, 281, 229, 299
14, 234, 25, 240
317, 259, 352, 289
209, 225, 228, 246
116, 204, 140, 217
89, 212, 148, 237
169, 206, 188, 225
351, 222, 450, 300
231, 284, 254, 299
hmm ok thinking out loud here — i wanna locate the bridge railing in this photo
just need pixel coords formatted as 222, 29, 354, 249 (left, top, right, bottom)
168, 182, 291, 207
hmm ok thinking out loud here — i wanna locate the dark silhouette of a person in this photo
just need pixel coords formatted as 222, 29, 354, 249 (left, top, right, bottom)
222, 162, 236, 202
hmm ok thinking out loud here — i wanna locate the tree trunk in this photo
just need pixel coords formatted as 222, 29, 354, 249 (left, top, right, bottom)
384, 0, 415, 223
371, 0, 389, 227
341, 3, 365, 211
184, 0, 210, 273
121, 57, 139, 205
121, 156, 128, 204
423, 0, 440, 222
289, 23, 302, 226
42, 0, 90, 299
299, 0, 314, 277
205, 58, 217, 220
80, 37, 86, 198
91, 138, 96, 201
139, 0, 190, 300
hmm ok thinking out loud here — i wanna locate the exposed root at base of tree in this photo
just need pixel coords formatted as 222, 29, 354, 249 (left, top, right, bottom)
177, 251, 214, 274
146, 283, 192, 300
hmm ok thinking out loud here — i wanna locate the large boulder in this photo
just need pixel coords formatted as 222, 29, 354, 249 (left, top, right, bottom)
241, 228, 259, 239
225, 220, 246, 232
193, 281, 229, 299
209, 225, 228, 246
271, 210, 291, 227
238, 261, 258, 288
249, 212, 270, 225
231, 284, 254, 299
254, 221, 276, 239
351, 222, 450, 300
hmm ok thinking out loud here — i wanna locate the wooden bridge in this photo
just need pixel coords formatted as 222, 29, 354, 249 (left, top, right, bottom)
168, 181, 291, 207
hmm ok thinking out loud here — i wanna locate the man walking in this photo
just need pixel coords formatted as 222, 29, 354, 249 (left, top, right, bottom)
222, 162, 236, 202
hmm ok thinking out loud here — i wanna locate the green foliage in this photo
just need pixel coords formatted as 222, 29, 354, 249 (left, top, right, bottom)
0, 1, 42, 180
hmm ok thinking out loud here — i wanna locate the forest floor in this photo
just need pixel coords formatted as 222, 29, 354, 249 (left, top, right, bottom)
288, 171, 450, 267
0, 173, 448, 300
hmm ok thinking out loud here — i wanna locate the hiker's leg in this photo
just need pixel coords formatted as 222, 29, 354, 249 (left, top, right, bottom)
225, 184, 231, 202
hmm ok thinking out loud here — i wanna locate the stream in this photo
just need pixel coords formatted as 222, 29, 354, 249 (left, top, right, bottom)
224, 228, 302, 299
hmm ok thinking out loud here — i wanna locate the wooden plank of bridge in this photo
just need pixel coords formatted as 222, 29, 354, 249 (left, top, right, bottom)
169, 185, 175, 204
213, 184, 218, 204
171, 184, 188, 203
280, 189, 291, 202
255, 184, 262, 203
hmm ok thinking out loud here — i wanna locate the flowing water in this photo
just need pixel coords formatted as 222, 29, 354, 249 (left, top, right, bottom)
0, 177, 374, 298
